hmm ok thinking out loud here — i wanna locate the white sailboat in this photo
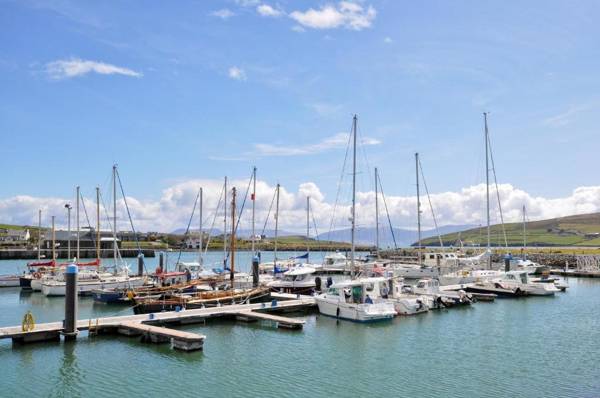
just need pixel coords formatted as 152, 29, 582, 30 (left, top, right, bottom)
315, 115, 397, 322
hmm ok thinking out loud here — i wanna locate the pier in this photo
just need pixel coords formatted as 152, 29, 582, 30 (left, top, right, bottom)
0, 297, 315, 351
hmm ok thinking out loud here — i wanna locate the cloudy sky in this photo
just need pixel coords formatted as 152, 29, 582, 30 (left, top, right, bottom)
1, 0, 600, 233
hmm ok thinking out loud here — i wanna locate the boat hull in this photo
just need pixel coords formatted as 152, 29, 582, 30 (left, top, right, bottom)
42, 277, 144, 297
315, 297, 396, 322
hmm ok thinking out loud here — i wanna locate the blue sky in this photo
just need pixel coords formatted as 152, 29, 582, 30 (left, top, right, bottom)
1, 0, 600, 232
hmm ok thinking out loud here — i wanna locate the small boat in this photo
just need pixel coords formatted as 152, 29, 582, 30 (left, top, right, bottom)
42, 270, 144, 296
492, 271, 559, 296
314, 277, 397, 322
387, 278, 429, 315
410, 278, 473, 308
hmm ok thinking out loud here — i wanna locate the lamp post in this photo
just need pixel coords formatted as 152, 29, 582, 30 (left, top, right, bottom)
65, 203, 72, 261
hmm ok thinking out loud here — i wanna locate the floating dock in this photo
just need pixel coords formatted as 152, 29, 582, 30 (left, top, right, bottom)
0, 296, 316, 351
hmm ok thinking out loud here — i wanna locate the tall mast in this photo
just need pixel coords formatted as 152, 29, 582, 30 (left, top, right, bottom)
199, 187, 203, 266
351, 115, 357, 275
51, 215, 56, 261
96, 186, 100, 260
375, 167, 380, 258
484, 112, 491, 268
112, 165, 118, 266
306, 196, 310, 257
37, 209, 41, 260
230, 187, 236, 283
274, 183, 280, 269
523, 205, 527, 249
223, 176, 227, 262
416, 153, 422, 266
76, 185, 80, 261
251, 167, 256, 253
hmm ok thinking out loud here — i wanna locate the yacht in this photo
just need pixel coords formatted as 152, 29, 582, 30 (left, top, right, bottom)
42, 270, 144, 296
409, 278, 473, 308
314, 277, 397, 322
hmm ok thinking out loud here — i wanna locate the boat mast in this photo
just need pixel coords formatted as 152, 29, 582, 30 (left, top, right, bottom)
37, 209, 41, 260
522, 205, 527, 249
223, 176, 227, 265
51, 215, 56, 261
230, 187, 236, 284
96, 186, 100, 261
112, 165, 118, 266
416, 152, 422, 266
375, 167, 379, 258
484, 112, 491, 269
274, 183, 280, 269
76, 185, 80, 261
251, 166, 256, 253
351, 115, 357, 276
199, 187, 203, 266
306, 196, 310, 258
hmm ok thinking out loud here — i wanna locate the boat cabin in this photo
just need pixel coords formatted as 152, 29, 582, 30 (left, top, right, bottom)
326, 277, 390, 304
423, 252, 459, 267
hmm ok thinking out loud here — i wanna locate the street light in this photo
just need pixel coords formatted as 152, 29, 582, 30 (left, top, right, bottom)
65, 203, 72, 261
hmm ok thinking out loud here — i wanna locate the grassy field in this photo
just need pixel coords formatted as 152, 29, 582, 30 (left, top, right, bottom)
419, 212, 600, 248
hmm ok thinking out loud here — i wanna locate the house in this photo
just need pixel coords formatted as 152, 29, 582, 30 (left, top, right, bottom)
0, 228, 30, 245
44, 229, 120, 250
184, 233, 207, 249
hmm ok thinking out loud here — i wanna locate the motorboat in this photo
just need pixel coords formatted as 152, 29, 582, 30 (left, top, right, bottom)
267, 263, 350, 294
492, 271, 559, 296
409, 278, 473, 308
387, 278, 429, 315
314, 277, 397, 322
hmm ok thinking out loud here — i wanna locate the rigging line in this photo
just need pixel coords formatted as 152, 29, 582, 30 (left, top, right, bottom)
115, 169, 142, 255
79, 191, 95, 249
327, 121, 353, 241
311, 207, 320, 242
418, 159, 444, 248
356, 123, 374, 191
487, 133, 508, 248
260, 187, 277, 236
98, 191, 124, 267
376, 173, 398, 250
203, 183, 225, 258
175, 187, 201, 266
225, 170, 254, 261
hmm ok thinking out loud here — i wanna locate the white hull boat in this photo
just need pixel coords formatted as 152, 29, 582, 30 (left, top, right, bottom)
315, 277, 397, 322
42, 276, 144, 296
493, 271, 558, 296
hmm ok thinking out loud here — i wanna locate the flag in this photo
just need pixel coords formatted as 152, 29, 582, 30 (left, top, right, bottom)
251, 193, 255, 200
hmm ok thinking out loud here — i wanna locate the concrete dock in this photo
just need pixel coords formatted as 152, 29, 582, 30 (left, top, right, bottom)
0, 297, 316, 351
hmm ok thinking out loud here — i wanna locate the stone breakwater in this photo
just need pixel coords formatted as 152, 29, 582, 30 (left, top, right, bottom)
492, 253, 575, 268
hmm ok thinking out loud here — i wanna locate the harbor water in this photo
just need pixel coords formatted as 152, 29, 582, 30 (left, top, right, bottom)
1, 251, 599, 397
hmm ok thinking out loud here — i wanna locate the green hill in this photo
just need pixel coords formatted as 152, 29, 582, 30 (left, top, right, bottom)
419, 212, 600, 247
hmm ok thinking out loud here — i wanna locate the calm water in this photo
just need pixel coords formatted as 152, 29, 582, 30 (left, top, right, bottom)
1, 252, 599, 398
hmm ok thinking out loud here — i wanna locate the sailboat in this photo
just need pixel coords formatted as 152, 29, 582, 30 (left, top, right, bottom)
43, 166, 144, 296
315, 115, 397, 322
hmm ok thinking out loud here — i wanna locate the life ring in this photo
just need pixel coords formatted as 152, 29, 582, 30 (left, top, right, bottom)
33, 272, 41, 279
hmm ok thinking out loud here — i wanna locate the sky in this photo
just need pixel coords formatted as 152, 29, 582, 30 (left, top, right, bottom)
1, 0, 600, 235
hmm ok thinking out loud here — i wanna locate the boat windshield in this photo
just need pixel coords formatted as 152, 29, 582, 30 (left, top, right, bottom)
328, 287, 339, 296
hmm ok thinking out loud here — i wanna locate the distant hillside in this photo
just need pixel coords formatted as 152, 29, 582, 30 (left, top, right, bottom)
317, 225, 475, 247
419, 212, 600, 247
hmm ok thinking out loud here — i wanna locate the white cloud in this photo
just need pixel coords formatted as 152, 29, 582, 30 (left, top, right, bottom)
236, 0, 260, 6
253, 133, 381, 156
3, 182, 600, 236
383, 36, 393, 44
543, 104, 593, 127
289, 1, 376, 30
257, 4, 283, 17
291, 25, 305, 32
210, 8, 235, 19
45, 58, 142, 79
228, 66, 247, 81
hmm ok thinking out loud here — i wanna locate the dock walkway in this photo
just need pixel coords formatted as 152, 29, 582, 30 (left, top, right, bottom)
0, 296, 316, 351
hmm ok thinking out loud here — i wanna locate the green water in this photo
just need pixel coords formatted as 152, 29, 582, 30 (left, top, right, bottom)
1, 252, 599, 397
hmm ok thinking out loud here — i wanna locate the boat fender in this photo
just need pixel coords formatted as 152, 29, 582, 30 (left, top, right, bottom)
336, 307, 340, 318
